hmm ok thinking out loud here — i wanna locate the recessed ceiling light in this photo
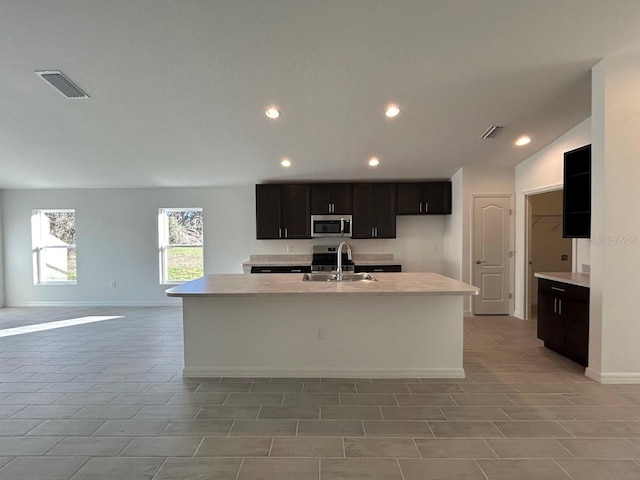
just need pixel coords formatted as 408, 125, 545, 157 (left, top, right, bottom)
515, 136, 531, 146
368, 157, 380, 167
280, 158, 291, 167
265, 107, 280, 119
385, 104, 400, 118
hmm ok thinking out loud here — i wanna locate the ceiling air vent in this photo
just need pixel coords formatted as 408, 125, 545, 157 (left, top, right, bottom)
479, 125, 504, 139
35, 71, 89, 99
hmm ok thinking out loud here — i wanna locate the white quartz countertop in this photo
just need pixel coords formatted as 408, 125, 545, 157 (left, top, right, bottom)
534, 272, 590, 288
166, 272, 479, 297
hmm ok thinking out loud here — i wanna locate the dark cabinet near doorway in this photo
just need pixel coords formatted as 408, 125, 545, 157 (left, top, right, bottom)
563, 145, 591, 238
397, 182, 452, 215
352, 183, 397, 238
310, 184, 352, 214
256, 184, 311, 239
537, 278, 589, 366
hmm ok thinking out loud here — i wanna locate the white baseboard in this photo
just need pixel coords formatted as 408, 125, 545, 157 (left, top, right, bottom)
183, 367, 466, 379
585, 368, 640, 384
7, 300, 181, 307
463, 310, 472, 317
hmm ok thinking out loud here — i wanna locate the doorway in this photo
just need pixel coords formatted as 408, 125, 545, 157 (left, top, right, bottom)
526, 190, 573, 320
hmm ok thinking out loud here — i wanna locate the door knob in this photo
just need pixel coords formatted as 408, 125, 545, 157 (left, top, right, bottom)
475, 260, 486, 264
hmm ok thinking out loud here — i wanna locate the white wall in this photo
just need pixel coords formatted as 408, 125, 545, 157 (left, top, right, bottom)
588, 50, 640, 382
443, 168, 463, 281
514, 118, 591, 318
461, 165, 515, 314
2, 186, 445, 306
3, 187, 255, 306
0, 190, 4, 307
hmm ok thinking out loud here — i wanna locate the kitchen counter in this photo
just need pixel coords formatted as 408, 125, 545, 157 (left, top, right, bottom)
167, 272, 477, 379
534, 272, 590, 288
166, 272, 478, 297
241, 253, 401, 269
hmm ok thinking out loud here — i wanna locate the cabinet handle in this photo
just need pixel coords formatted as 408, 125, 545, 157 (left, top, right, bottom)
373, 268, 383, 272
284, 228, 288, 238
558, 299, 562, 315
371, 227, 374, 238
551, 287, 565, 292
262, 269, 272, 273
291, 269, 302, 273
419, 202, 422, 213
425, 202, 429, 213
332, 203, 335, 213
278, 228, 282, 238
554, 298, 557, 313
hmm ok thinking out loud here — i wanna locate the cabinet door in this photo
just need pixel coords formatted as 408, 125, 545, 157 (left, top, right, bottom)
256, 184, 281, 239
373, 183, 397, 238
424, 182, 452, 215
330, 184, 352, 214
563, 145, 591, 238
351, 184, 375, 238
310, 184, 331, 215
544, 298, 565, 354
563, 298, 589, 366
537, 290, 555, 342
397, 183, 423, 215
281, 184, 310, 239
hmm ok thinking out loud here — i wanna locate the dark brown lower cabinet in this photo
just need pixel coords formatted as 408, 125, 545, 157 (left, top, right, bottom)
354, 264, 402, 273
537, 278, 589, 366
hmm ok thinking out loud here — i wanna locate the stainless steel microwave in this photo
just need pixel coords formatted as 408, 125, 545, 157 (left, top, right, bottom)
311, 215, 352, 238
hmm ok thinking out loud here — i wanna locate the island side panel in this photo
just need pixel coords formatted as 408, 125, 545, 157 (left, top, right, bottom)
182, 295, 464, 378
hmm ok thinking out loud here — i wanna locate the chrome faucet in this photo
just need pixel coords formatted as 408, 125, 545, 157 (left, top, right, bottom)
336, 241, 352, 281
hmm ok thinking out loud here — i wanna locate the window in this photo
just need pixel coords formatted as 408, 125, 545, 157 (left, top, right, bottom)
31, 209, 77, 284
159, 208, 204, 284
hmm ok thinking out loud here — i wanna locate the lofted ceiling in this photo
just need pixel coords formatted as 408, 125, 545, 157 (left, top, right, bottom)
1, 0, 640, 189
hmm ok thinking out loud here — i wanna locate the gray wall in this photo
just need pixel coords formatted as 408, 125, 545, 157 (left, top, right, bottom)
0, 190, 4, 307
2, 186, 446, 306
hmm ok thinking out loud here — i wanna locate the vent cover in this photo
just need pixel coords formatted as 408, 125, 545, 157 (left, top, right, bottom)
35, 71, 89, 99
479, 125, 504, 139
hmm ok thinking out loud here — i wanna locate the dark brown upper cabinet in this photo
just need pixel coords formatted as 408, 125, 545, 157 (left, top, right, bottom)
310, 184, 352, 215
256, 184, 310, 239
352, 183, 397, 238
563, 145, 591, 238
397, 182, 452, 215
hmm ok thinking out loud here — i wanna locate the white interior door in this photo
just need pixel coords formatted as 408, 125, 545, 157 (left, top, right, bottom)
473, 196, 511, 315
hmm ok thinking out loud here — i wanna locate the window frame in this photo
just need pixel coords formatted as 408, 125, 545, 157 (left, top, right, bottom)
158, 207, 204, 285
31, 209, 77, 285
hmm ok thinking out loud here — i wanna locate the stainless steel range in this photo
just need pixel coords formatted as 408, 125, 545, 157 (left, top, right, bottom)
311, 245, 355, 273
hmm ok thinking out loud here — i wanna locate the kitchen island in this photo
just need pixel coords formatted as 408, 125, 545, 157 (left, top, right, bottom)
166, 273, 478, 378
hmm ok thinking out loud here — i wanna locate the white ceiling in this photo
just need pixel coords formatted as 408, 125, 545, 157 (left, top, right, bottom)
1, 0, 639, 189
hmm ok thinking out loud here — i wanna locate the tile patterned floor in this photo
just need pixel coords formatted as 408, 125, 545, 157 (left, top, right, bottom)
0, 307, 639, 479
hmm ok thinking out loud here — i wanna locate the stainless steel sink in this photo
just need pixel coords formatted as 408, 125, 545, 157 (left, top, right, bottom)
301, 272, 377, 282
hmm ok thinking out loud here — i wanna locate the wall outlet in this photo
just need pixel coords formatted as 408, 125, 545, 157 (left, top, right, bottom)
286, 245, 293, 253
316, 328, 325, 340
109, 281, 117, 288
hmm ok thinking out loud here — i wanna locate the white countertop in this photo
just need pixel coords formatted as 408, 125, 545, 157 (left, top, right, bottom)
534, 272, 590, 288
166, 272, 479, 297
